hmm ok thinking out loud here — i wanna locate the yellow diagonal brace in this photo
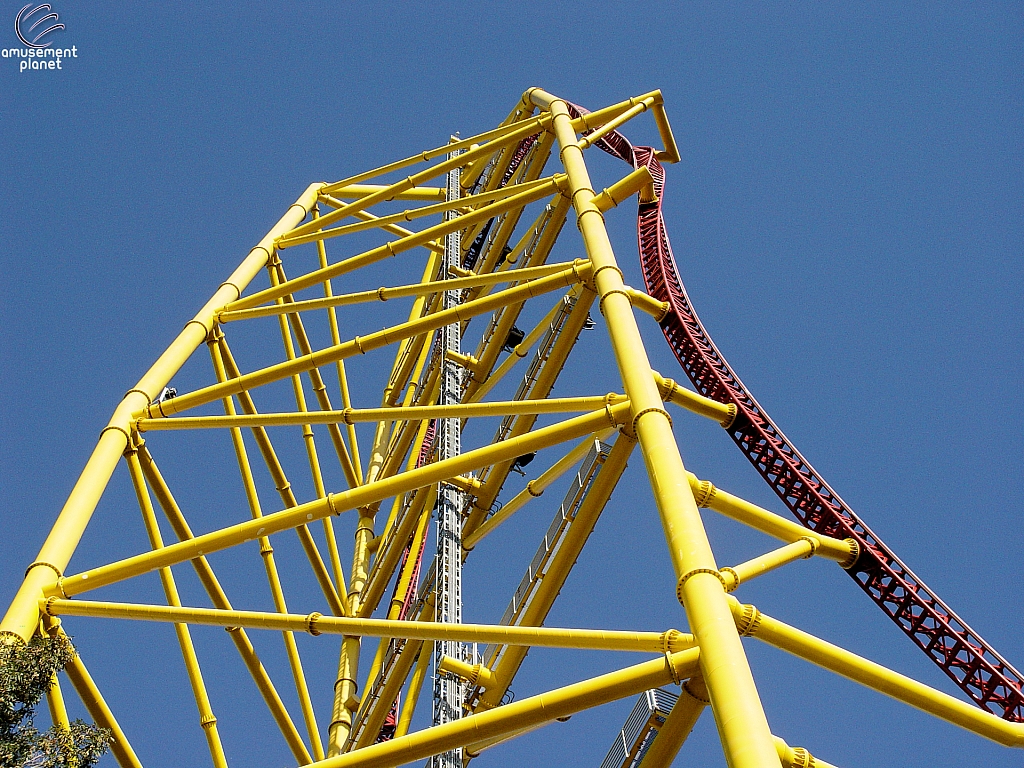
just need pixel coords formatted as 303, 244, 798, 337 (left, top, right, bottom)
321, 115, 548, 194
43, 600, 694, 653
0, 182, 322, 644
138, 395, 624, 431
322, 184, 446, 202
228, 181, 565, 313
144, 265, 589, 420
298, 649, 700, 768
217, 259, 586, 323
54, 404, 631, 598
732, 598, 1024, 748
280, 175, 563, 249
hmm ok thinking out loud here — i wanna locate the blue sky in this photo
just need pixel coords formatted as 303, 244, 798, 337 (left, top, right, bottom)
1, 3, 1022, 767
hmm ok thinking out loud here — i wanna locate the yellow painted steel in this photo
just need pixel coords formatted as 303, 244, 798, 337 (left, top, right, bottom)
137, 394, 624, 432
731, 598, 1024, 747
534, 87, 782, 768
212, 333, 348, 618
323, 184, 447, 202
463, 289, 572, 404
394, 642, 430, 739
0, 182, 322, 644
136, 445, 315, 763
773, 736, 840, 768
42, 599, 692, 654
688, 473, 859, 566
719, 538, 818, 592
5, 88, 1012, 768
638, 676, 708, 768
312, 203, 363, 484
42, 617, 144, 768
306, 649, 700, 768
477, 433, 637, 710
144, 264, 589, 421
462, 429, 615, 549
45, 672, 72, 733
280, 175, 565, 249
216, 259, 586, 323
125, 443, 229, 768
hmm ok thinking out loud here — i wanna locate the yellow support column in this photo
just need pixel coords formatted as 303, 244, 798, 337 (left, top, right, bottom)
533, 87, 782, 768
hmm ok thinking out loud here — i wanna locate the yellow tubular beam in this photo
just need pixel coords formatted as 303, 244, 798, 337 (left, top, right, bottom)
42, 599, 692, 653
464, 291, 569, 405
688, 474, 859, 566
639, 677, 709, 768
136, 445, 314, 764
774, 736, 840, 768
462, 429, 616, 550
536, 87, 782, 768
322, 184, 446, 201
465, 130, 556, 280
395, 642, 431, 738
320, 116, 549, 196
313, 206, 363, 484
147, 264, 590, 421
479, 433, 637, 709
730, 598, 1024, 748
315, 197, 446, 253
301, 649, 700, 768
217, 260, 586, 323
438, 656, 497, 689
592, 168, 657, 213
209, 329, 326, 761
654, 371, 736, 426
467, 284, 599, 521
280, 175, 563, 249
566, 90, 663, 133
461, 195, 573, 406
460, 100, 532, 193
328, 635, 360, 756
44, 618, 144, 768
381, 247, 442, 410
351, 502, 431, 741
358, 485, 435, 620
720, 539, 818, 592
284, 121, 549, 250
138, 394, 624, 432
125, 445, 228, 768
577, 97, 657, 151
280, 302, 361, 490
46, 672, 72, 732
213, 334, 348, 617
0, 182, 322, 644
352, 637, 427, 750
350, 599, 435, 751
269, 258, 361, 491
625, 287, 670, 321
463, 722, 554, 759
228, 182, 563, 314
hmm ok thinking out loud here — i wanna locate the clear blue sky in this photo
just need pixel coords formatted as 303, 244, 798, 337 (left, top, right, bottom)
1, 3, 1021, 767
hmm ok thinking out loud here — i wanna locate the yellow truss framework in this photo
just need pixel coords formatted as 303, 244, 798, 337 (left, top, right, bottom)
3, 87, 1022, 768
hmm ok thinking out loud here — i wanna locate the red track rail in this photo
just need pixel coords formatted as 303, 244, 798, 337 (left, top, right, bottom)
560, 104, 1024, 721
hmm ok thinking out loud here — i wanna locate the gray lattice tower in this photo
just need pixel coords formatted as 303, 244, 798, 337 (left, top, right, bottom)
432, 142, 465, 768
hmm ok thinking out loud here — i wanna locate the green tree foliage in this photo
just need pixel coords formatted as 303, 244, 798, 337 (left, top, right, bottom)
1, 634, 110, 768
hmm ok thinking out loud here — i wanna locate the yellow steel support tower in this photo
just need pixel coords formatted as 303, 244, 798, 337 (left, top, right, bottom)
3, 88, 1023, 768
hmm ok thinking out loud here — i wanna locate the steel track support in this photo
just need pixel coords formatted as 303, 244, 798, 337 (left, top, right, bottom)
531, 87, 783, 768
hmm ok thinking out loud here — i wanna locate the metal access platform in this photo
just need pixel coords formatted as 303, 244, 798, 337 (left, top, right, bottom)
600, 689, 679, 768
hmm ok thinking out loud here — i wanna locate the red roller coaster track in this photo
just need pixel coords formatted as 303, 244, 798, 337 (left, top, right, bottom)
557, 104, 1024, 723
